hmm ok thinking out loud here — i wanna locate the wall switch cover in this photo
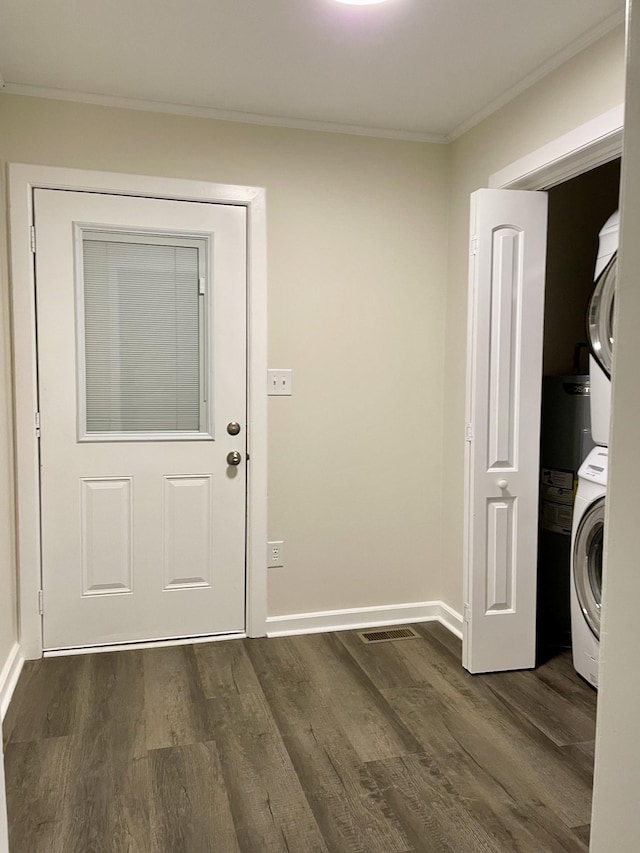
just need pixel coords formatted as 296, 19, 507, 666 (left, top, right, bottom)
268, 369, 293, 396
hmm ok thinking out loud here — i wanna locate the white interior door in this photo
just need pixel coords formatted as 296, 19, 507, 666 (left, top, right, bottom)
464, 188, 548, 673
34, 189, 247, 649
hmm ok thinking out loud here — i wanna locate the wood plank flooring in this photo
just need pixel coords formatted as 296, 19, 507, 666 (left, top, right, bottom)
2, 623, 596, 852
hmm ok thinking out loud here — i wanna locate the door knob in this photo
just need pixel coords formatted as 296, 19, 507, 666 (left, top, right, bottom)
497, 479, 508, 489
227, 451, 242, 466
227, 422, 241, 436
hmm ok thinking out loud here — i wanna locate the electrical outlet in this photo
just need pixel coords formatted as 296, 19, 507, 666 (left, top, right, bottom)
268, 540, 284, 568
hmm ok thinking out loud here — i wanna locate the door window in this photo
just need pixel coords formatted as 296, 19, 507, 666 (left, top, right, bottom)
574, 496, 605, 639
78, 229, 211, 440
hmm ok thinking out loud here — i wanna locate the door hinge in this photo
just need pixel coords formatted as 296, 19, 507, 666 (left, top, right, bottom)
463, 603, 471, 623
35, 411, 41, 438
30, 225, 36, 254
38, 589, 44, 615
470, 235, 478, 256
465, 423, 473, 442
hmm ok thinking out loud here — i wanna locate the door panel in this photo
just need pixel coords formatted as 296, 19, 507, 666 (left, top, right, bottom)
485, 497, 515, 612
81, 477, 133, 595
464, 188, 548, 673
162, 474, 213, 589
34, 189, 247, 649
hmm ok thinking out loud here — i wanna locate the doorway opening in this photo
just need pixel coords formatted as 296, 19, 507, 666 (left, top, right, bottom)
537, 158, 621, 664
464, 105, 624, 674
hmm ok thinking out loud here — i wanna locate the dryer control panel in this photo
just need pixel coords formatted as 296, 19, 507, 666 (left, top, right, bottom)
578, 447, 609, 486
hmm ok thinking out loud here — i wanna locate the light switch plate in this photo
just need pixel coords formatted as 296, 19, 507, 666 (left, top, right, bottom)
268, 369, 293, 396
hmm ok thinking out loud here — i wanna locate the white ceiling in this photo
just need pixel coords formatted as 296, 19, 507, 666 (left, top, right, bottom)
0, 0, 625, 141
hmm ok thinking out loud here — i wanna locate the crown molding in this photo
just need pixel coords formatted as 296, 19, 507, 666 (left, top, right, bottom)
0, 9, 625, 147
0, 83, 447, 144
446, 9, 626, 143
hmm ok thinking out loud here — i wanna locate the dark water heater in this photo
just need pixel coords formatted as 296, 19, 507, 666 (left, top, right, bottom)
537, 374, 594, 652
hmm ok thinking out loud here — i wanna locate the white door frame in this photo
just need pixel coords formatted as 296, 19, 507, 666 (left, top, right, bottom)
463, 104, 624, 669
489, 104, 624, 190
8, 163, 268, 659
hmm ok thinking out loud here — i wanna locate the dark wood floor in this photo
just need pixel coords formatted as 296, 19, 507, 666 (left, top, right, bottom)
2, 622, 597, 852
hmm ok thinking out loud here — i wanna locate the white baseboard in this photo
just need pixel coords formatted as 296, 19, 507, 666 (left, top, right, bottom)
438, 601, 464, 639
0, 643, 24, 722
266, 600, 463, 640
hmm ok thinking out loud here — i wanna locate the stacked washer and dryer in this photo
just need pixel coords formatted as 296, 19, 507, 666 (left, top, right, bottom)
570, 211, 618, 688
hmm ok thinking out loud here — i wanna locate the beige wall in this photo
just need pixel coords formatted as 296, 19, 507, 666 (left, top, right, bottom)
0, 93, 449, 659
441, 25, 626, 611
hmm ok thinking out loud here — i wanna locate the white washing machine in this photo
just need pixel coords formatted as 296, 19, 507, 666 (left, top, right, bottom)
587, 210, 619, 446
570, 446, 608, 688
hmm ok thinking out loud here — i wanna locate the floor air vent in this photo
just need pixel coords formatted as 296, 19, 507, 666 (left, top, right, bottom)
357, 626, 420, 644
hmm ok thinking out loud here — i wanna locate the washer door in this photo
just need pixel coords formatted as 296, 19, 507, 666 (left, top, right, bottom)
573, 496, 605, 639
587, 253, 616, 378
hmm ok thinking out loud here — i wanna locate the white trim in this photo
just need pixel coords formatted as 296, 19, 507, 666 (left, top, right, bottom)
0, 85, 446, 145
447, 10, 625, 142
265, 601, 463, 639
0, 643, 24, 722
245, 188, 268, 637
489, 104, 624, 190
8, 163, 269, 659
438, 602, 464, 640
43, 632, 246, 657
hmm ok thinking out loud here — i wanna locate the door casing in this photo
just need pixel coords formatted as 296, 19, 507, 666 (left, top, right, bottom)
9, 164, 268, 658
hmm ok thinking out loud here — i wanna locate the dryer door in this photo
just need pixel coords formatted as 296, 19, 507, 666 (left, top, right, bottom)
573, 495, 605, 639
587, 253, 616, 378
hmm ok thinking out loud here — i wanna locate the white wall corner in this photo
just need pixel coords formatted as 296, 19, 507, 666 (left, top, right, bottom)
0, 643, 24, 723
265, 600, 463, 640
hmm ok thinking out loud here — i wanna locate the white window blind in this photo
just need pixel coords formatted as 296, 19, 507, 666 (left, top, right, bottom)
82, 236, 205, 434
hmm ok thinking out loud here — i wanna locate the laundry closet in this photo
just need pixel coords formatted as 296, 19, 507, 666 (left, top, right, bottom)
536, 158, 621, 660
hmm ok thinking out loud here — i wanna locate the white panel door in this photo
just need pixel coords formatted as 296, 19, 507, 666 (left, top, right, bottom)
464, 188, 548, 673
34, 189, 247, 649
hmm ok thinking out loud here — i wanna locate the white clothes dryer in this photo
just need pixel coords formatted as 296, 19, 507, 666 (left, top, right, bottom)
587, 211, 619, 446
570, 446, 608, 688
